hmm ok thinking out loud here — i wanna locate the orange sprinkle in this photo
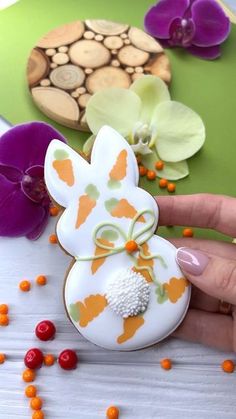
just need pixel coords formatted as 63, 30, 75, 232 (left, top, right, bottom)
32, 411, 44, 419
146, 170, 156, 181
49, 234, 58, 244
160, 358, 172, 370
155, 160, 164, 171
36, 275, 47, 286
30, 397, 43, 410
0, 304, 8, 314
22, 369, 36, 383
221, 360, 235, 373
44, 354, 55, 366
0, 353, 6, 364
182, 228, 194, 238
167, 182, 176, 193
0, 314, 9, 326
125, 240, 138, 253
159, 178, 168, 188
106, 406, 119, 419
138, 165, 147, 176
25, 385, 37, 398
19, 280, 31, 292
49, 206, 59, 216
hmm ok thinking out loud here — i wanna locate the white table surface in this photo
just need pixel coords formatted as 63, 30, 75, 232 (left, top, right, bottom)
0, 216, 236, 419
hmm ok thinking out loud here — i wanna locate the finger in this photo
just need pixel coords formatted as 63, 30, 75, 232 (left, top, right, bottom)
176, 247, 236, 305
172, 309, 235, 352
190, 285, 219, 313
156, 194, 236, 237
169, 238, 236, 261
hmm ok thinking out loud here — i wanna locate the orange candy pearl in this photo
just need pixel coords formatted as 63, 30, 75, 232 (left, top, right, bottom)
155, 160, 164, 170
49, 206, 59, 216
160, 358, 172, 370
159, 178, 168, 188
36, 275, 47, 286
106, 406, 119, 419
125, 240, 138, 253
44, 354, 55, 366
0, 314, 9, 326
167, 182, 176, 193
182, 228, 194, 238
22, 369, 36, 383
32, 411, 44, 419
146, 170, 156, 180
25, 385, 37, 398
19, 280, 31, 292
0, 353, 6, 364
221, 360, 235, 373
0, 304, 8, 314
30, 396, 43, 410
49, 234, 58, 244
139, 165, 147, 176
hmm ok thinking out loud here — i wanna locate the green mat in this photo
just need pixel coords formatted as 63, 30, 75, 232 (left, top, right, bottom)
0, 0, 235, 241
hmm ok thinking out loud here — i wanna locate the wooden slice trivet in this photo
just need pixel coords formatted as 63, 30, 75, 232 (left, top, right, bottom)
27, 19, 171, 131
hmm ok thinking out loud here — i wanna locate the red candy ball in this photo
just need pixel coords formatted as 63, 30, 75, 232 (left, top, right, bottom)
24, 348, 44, 369
58, 349, 78, 370
35, 320, 56, 341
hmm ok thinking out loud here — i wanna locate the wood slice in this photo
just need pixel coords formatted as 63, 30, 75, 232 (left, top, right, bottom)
52, 52, 69, 65
85, 19, 129, 35
37, 21, 85, 48
128, 27, 163, 53
118, 46, 149, 67
50, 65, 85, 90
78, 93, 92, 108
69, 40, 111, 68
27, 48, 50, 87
104, 36, 123, 50
144, 53, 171, 84
31, 87, 80, 128
86, 66, 131, 94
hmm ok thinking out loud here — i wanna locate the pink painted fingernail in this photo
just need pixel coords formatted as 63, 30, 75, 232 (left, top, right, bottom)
176, 247, 209, 276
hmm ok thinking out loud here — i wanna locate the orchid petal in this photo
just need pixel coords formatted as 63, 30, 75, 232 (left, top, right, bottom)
82, 134, 96, 156
187, 44, 221, 60
192, 0, 231, 47
26, 207, 50, 240
130, 75, 170, 124
131, 140, 153, 155
86, 88, 142, 136
0, 122, 66, 172
144, 0, 190, 38
152, 101, 205, 162
142, 152, 189, 180
0, 174, 48, 238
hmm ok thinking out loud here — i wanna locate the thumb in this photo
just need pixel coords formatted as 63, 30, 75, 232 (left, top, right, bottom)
176, 247, 236, 305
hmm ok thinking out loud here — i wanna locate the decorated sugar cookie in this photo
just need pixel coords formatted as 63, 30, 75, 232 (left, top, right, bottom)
45, 126, 190, 350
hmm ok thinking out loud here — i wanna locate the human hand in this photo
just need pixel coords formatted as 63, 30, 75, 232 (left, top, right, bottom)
156, 194, 236, 352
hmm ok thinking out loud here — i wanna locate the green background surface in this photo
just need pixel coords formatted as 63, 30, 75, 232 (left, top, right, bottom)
0, 0, 236, 242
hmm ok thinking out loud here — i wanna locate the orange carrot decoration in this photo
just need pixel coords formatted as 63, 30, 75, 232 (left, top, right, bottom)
53, 150, 74, 186
77, 294, 108, 327
133, 243, 154, 283
75, 184, 100, 229
105, 198, 145, 222
163, 277, 189, 303
109, 149, 127, 181
117, 316, 144, 344
91, 238, 114, 274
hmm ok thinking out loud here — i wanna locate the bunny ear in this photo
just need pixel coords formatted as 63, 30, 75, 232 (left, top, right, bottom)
45, 140, 90, 208
90, 126, 139, 187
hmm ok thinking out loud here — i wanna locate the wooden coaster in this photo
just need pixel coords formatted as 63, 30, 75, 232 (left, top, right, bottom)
27, 19, 171, 131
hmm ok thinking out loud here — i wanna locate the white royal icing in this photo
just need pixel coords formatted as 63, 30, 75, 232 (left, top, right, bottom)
45, 125, 191, 351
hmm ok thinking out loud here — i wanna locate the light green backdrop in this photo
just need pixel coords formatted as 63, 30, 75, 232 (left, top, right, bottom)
0, 0, 236, 241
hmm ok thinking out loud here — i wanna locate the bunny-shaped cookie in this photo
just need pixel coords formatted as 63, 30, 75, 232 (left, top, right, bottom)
45, 126, 190, 351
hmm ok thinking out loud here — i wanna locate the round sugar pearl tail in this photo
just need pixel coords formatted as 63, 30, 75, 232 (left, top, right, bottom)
221, 360, 235, 373
58, 349, 78, 370
106, 406, 119, 419
24, 348, 44, 369
22, 369, 36, 382
30, 396, 43, 410
0, 304, 8, 314
25, 385, 37, 398
0, 353, 6, 364
35, 320, 56, 341
105, 268, 150, 318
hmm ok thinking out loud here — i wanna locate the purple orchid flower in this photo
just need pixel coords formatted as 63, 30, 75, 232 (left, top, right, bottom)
0, 121, 66, 240
144, 0, 231, 59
